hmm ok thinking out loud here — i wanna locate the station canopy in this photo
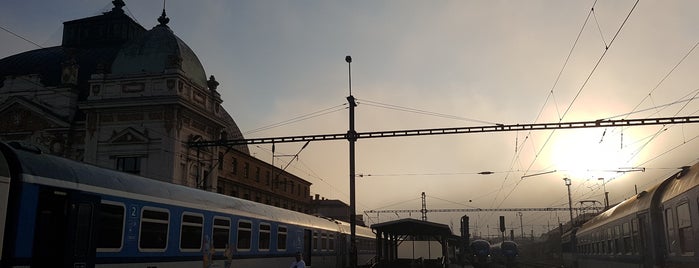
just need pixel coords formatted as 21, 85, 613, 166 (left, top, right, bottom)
372, 218, 452, 236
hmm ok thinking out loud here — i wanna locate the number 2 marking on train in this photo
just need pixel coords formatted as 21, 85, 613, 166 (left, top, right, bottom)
130, 206, 137, 217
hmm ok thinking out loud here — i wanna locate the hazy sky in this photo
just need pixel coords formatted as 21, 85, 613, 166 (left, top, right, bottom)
3, 0, 699, 237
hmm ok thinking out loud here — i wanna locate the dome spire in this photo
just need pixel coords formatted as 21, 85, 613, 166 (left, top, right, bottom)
157, 0, 170, 26
111, 0, 125, 14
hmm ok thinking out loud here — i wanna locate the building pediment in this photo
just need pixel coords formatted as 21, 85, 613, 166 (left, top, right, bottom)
0, 97, 70, 131
107, 127, 149, 144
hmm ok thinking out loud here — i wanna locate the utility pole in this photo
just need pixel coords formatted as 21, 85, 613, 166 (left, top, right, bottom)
598, 177, 609, 209
421, 192, 427, 221
345, 55, 358, 268
518, 212, 524, 240
564, 178, 573, 228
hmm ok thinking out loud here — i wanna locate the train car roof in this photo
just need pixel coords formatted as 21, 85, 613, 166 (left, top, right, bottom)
661, 163, 699, 203
577, 182, 662, 235
1, 142, 369, 233
577, 164, 696, 235
336, 220, 375, 238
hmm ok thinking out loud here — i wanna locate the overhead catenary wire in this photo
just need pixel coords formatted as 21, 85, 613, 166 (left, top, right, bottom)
0, 25, 44, 49
485, 0, 601, 218
243, 104, 347, 135
484, 1, 652, 223
498, 0, 641, 212
357, 98, 500, 125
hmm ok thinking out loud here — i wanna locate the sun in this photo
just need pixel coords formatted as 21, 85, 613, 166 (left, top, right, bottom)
550, 129, 633, 180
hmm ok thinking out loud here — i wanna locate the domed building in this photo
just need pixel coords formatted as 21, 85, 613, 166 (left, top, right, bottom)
0, 1, 312, 213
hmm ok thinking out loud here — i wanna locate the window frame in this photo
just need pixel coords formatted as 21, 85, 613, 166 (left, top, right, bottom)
179, 212, 204, 252
259, 223, 271, 251
138, 207, 170, 252
677, 201, 694, 255
96, 201, 125, 252
277, 225, 288, 251
313, 231, 318, 251
666, 207, 676, 254
213, 216, 231, 251
237, 220, 253, 251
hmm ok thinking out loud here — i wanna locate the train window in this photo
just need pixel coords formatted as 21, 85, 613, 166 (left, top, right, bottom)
614, 225, 621, 254
677, 202, 694, 254
97, 202, 125, 251
259, 223, 271, 251
313, 232, 318, 251
606, 228, 612, 254
666, 208, 676, 254
632, 219, 640, 255
277, 226, 288, 251
622, 222, 632, 254
139, 208, 169, 251
180, 213, 203, 250
329, 234, 335, 251
213, 217, 231, 250
237, 220, 252, 251
321, 233, 327, 251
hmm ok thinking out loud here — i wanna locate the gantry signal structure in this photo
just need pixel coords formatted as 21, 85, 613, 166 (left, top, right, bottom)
191, 115, 699, 147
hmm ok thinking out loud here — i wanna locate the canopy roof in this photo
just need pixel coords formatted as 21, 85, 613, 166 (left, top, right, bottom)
372, 218, 452, 236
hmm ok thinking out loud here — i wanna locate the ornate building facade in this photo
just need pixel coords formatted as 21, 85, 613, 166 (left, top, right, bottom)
0, 1, 312, 213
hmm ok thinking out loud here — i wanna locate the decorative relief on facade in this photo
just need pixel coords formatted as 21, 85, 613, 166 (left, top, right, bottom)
153, 81, 164, 92
192, 120, 207, 132
167, 79, 175, 90
33, 133, 63, 154
61, 58, 79, 85
117, 113, 144, 122
7, 109, 29, 128
122, 83, 145, 93
91, 84, 101, 95
192, 91, 206, 105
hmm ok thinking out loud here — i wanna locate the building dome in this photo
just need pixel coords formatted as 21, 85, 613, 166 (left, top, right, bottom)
111, 16, 208, 89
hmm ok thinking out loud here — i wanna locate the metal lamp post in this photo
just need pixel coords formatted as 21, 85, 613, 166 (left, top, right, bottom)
598, 177, 609, 209
563, 178, 573, 227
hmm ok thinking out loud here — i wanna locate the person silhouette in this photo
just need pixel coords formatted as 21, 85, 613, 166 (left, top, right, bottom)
202, 235, 214, 268
290, 252, 306, 268
224, 243, 234, 268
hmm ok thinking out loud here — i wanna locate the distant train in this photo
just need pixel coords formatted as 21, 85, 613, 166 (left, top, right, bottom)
0, 142, 376, 267
490, 241, 518, 267
562, 160, 699, 268
469, 239, 491, 268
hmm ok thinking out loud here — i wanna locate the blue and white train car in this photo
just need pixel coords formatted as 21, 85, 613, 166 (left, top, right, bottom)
0, 142, 376, 267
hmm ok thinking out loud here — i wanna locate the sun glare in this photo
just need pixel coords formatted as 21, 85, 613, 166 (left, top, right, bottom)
550, 129, 633, 180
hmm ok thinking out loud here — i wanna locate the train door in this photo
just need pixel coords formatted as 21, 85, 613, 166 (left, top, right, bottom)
336, 234, 347, 268
304, 229, 312, 267
0, 151, 10, 264
32, 188, 99, 268
637, 213, 653, 268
